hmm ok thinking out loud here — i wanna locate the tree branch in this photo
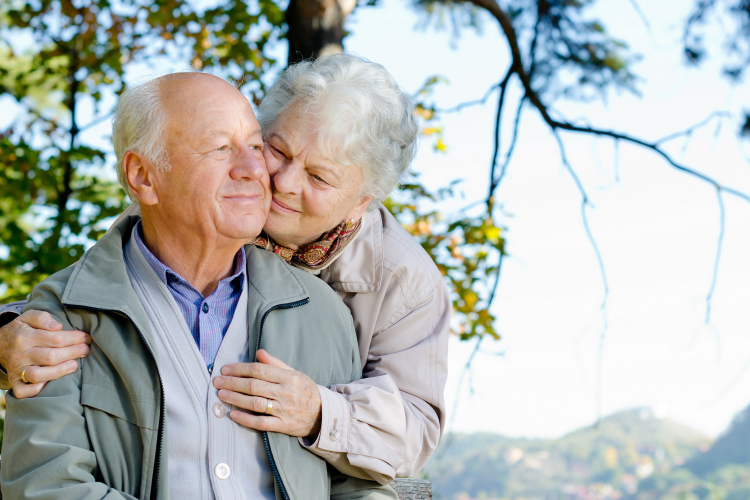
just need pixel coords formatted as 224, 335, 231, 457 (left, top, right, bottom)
494, 96, 525, 189
553, 130, 610, 424
487, 66, 515, 207
705, 188, 726, 324
465, 0, 750, 205
627, 0, 652, 31
436, 81, 503, 114
655, 111, 731, 145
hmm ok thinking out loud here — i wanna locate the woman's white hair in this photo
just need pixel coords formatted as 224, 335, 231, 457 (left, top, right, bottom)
112, 76, 174, 201
258, 53, 419, 208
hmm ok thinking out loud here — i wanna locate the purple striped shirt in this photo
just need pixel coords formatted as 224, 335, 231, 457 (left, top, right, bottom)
133, 221, 246, 370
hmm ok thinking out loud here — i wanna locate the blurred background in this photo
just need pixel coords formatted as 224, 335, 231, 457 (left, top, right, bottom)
1, 0, 749, 498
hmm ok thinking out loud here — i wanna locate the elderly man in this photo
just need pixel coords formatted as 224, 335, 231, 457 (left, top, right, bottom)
0, 72, 364, 500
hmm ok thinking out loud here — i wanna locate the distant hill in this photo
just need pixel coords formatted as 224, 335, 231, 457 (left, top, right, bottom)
424, 407, 717, 500
686, 405, 750, 476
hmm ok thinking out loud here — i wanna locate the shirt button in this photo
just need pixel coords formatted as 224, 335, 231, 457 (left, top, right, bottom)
213, 403, 226, 418
202, 303, 209, 313
329, 428, 340, 441
215, 463, 230, 480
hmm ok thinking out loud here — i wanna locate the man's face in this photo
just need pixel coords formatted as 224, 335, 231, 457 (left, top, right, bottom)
149, 75, 270, 246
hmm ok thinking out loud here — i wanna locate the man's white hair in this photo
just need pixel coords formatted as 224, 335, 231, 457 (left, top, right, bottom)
112, 75, 177, 202
258, 53, 419, 208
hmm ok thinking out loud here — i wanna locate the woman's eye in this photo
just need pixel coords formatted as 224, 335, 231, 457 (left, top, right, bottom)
217, 145, 228, 152
312, 174, 327, 184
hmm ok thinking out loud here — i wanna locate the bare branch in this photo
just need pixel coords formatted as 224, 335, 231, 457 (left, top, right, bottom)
494, 97, 525, 189
655, 111, 731, 145
487, 66, 516, 206
436, 81, 503, 114
464, 0, 750, 205
553, 131, 610, 424
705, 188, 726, 324
627, 0, 652, 31
79, 112, 114, 133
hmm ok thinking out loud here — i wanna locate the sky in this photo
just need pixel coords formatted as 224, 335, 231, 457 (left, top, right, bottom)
3, 0, 749, 440
342, 0, 750, 439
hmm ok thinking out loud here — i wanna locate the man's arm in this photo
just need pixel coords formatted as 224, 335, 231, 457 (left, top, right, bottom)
1, 281, 136, 499
0, 303, 90, 397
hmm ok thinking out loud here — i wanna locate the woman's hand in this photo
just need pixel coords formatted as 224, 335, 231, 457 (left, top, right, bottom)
212, 349, 322, 439
0, 310, 91, 399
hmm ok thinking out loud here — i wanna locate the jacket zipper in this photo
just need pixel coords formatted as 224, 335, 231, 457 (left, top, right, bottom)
257, 298, 309, 500
68, 305, 166, 500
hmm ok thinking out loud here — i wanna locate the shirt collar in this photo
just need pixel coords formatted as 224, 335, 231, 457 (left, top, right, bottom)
133, 220, 246, 294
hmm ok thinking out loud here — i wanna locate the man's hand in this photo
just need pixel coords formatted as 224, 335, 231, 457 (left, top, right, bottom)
213, 349, 322, 439
0, 310, 91, 399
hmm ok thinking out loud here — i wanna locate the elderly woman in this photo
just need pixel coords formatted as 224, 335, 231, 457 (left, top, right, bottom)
0, 54, 450, 487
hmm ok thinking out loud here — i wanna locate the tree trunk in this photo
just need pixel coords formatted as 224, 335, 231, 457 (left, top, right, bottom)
285, 0, 357, 64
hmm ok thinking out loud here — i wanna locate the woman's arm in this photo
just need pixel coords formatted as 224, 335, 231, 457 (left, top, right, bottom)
1, 280, 136, 500
301, 282, 450, 484
0, 304, 90, 397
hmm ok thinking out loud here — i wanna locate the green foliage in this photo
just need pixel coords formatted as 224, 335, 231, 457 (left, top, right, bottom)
0, 0, 284, 301
385, 177, 505, 340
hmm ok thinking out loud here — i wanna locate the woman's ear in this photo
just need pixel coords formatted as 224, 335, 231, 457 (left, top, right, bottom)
124, 151, 159, 206
345, 196, 373, 224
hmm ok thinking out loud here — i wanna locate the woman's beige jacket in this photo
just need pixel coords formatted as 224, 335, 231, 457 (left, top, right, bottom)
309, 203, 450, 484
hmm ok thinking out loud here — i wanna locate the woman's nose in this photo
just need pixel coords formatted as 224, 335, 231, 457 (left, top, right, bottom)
230, 145, 267, 181
270, 160, 303, 195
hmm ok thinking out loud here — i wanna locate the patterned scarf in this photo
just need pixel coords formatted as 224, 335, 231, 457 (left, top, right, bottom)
252, 217, 363, 272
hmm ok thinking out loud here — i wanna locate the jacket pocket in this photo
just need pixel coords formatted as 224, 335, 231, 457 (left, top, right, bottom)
81, 379, 158, 430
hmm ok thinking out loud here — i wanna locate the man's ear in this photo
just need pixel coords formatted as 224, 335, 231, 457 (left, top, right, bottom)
124, 151, 159, 206
344, 196, 373, 224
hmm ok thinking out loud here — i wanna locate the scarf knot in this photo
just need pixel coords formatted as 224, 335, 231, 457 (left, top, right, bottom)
252, 218, 362, 272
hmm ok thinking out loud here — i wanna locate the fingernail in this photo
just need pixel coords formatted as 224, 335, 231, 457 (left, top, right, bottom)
81, 345, 90, 356
213, 377, 223, 388
84, 335, 92, 344
221, 366, 230, 375
48, 321, 61, 329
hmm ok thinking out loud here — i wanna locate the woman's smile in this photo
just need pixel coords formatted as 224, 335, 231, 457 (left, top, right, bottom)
271, 196, 301, 214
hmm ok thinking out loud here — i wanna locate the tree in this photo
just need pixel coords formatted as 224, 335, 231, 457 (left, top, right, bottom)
0, 0, 284, 300
1, 0, 748, 355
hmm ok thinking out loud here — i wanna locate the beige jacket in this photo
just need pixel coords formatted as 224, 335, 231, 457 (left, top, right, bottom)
308, 204, 450, 484
0, 203, 450, 484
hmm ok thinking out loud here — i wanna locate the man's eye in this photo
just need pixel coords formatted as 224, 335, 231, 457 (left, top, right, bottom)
217, 145, 228, 152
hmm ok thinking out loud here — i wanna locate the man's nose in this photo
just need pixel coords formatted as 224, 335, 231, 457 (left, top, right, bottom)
230, 145, 267, 181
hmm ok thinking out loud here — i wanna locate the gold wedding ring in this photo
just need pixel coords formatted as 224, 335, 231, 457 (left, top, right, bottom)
21, 367, 30, 384
265, 398, 273, 414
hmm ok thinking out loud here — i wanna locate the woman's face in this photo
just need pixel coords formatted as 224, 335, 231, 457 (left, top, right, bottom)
261, 106, 372, 250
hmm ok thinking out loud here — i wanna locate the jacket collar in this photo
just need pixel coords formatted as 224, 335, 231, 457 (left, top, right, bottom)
62, 215, 308, 315
319, 204, 385, 294
62, 215, 144, 316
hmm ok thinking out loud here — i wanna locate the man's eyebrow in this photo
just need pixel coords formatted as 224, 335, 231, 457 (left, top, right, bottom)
203, 128, 263, 141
